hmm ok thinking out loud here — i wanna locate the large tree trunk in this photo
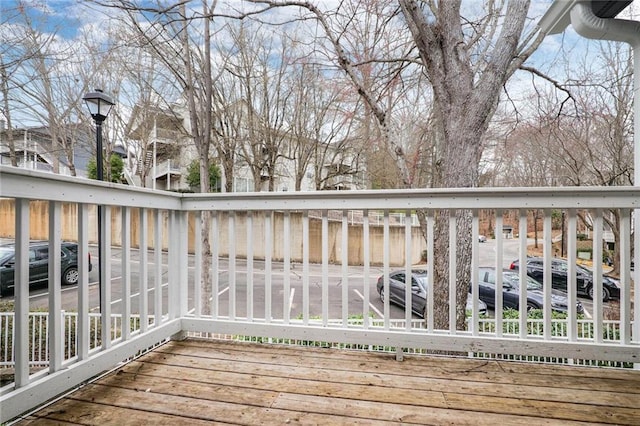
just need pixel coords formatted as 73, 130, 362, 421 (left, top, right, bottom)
431, 128, 481, 330
400, 0, 533, 330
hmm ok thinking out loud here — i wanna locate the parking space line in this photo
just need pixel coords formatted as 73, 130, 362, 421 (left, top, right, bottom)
111, 282, 169, 307
289, 288, 295, 317
353, 288, 383, 318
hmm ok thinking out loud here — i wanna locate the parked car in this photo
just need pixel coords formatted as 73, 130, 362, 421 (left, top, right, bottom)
478, 235, 487, 243
477, 267, 583, 314
605, 257, 634, 270
376, 269, 487, 317
0, 241, 91, 297
509, 257, 620, 302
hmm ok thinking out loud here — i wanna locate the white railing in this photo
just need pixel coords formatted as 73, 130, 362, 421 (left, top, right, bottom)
1, 165, 639, 423
0, 312, 629, 369
0, 312, 154, 368
153, 159, 181, 178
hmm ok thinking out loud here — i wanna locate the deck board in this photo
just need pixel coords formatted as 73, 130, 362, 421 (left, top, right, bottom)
15, 339, 640, 425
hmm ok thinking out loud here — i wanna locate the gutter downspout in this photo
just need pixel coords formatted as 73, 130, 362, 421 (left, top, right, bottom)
570, 2, 640, 354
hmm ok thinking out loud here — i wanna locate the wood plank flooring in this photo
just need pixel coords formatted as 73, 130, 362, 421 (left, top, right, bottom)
15, 339, 640, 425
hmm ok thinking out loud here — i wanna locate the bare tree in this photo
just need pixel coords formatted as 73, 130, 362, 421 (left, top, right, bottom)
5, 5, 69, 173
282, 57, 363, 191
0, 55, 19, 166
209, 71, 241, 193
548, 43, 633, 273
222, 21, 293, 191
0, 2, 25, 166
236, 0, 545, 330
111, 0, 226, 314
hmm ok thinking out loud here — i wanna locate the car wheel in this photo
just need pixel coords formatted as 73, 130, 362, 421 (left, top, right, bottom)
62, 266, 79, 286
587, 285, 610, 302
379, 288, 385, 303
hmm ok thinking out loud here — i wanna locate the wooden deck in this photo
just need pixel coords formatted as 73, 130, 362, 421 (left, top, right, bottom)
14, 338, 640, 425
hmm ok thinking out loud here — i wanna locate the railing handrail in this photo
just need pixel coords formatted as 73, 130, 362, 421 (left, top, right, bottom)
3, 165, 640, 210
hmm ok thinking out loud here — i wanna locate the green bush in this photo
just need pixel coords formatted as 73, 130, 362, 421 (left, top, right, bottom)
87, 154, 125, 183
186, 160, 221, 192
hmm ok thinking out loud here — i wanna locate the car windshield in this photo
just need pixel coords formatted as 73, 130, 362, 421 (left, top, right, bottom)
504, 272, 542, 291
0, 246, 14, 263
575, 264, 592, 274
414, 275, 428, 289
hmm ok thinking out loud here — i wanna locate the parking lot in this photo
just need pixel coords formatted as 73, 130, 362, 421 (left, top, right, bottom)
0, 238, 619, 320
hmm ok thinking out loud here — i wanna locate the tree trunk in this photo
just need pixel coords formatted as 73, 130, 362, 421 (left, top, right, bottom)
0, 59, 17, 167
399, 0, 533, 330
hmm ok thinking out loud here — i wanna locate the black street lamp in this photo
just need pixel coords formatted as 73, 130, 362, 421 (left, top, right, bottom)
83, 89, 114, 312
83, 89, 115, 181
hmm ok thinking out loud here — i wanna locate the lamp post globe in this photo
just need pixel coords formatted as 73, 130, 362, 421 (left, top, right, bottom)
83, 89, 114, 124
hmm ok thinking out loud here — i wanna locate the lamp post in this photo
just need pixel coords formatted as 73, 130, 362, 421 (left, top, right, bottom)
83, 89, 114, 313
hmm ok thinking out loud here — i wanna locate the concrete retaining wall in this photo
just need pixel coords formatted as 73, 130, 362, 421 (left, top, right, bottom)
0, 200, 424, 266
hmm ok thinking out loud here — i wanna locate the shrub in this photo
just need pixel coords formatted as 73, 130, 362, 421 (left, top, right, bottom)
186, 160, 221, 192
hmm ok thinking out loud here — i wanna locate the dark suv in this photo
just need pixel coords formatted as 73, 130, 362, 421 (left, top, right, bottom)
0, 241, 91, 297
509, 257, 620, 302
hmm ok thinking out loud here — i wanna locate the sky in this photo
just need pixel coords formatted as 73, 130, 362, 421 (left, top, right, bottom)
1, 0, 637, 129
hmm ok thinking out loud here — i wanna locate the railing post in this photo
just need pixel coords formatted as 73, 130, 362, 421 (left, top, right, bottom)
403, 209, 411, 331
619, 209, 631, 344
211, 211, 219, 319
122, 206, 131, 341
139, 207, 149, 332
78, 203, 90, 360
362, 209, 370, 330
246, 211, 254, 321
593, 209, 604, 344
48, 201, 62, 372
448, 211, 457, 333
282, 211, 290, 324
14, 198, 30, 387
101, 206, 112, 350
264, 210, 273, 323
543, 209, 553, 341
383, 210, 390, 330
302, 210, 309, 325
495, 209, 504, 337
342, 210, 350, 327
228, 211, 236, 320
322, 210, 329, 326
567, 209, 578, 343
153, 209, 163, 326
168, 210, 177, 320
194, 210, 202, 318
179, 210, 189, 318
426, 210, 434, 333
471, 209, 480, 336
518, 209, 528, 339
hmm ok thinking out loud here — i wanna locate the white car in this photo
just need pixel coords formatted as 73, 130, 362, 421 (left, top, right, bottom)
478, 235, 487, 242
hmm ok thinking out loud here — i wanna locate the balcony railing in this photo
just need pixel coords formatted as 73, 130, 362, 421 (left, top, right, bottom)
153, 159, 181, 179
0, 312, 630, 370
0, 165, 639, 422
